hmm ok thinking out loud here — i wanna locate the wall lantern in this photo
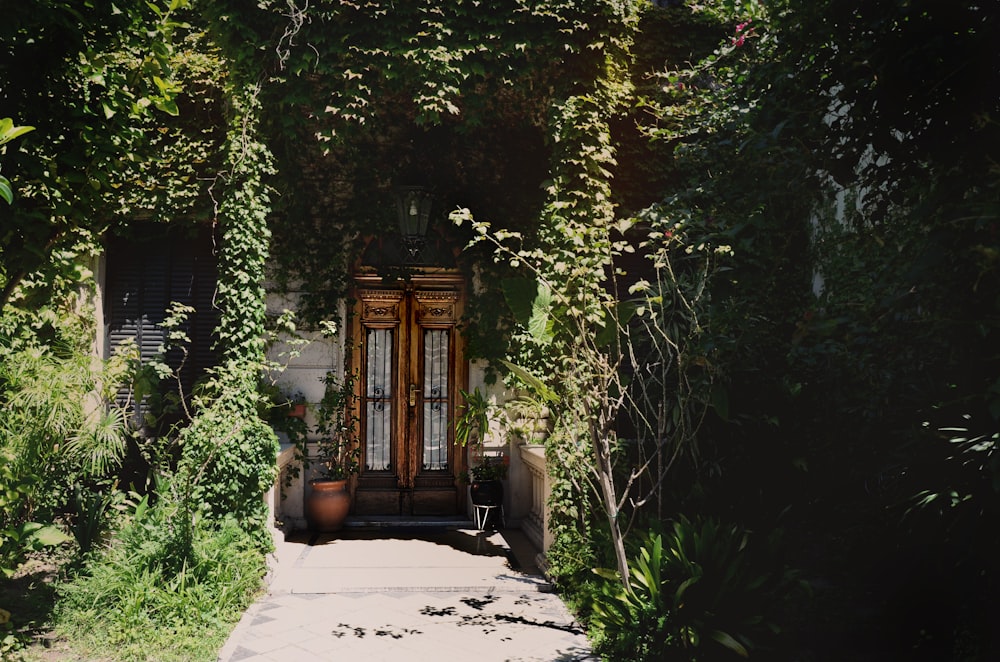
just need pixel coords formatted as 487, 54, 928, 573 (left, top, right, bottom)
394, 185, 435, 257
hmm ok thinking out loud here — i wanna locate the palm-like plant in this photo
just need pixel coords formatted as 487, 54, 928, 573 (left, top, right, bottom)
592, 516, 802, 661
455, 386, 491, 448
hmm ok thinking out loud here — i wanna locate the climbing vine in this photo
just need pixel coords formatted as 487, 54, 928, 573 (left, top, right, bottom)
451, 0, 686, 588
1, 0, 194, 309
177, 78, 278, 551
196, 1, 637, 328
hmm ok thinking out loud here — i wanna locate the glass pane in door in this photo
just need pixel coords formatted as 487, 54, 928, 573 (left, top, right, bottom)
421, 328, 449, 470
365, 327, 393, 471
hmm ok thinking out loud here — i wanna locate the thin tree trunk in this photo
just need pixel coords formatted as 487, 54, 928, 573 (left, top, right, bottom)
590, 415, 630, 586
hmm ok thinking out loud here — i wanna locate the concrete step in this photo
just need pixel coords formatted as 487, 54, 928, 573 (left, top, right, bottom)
341, 515, 475, 529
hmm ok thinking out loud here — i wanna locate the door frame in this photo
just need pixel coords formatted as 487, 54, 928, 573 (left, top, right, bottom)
348, 270, 469, 516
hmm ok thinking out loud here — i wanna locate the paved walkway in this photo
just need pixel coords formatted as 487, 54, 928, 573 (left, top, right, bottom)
217, 524, 597, 662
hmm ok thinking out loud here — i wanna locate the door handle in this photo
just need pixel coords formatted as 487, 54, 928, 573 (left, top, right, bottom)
409, 384, 418, 407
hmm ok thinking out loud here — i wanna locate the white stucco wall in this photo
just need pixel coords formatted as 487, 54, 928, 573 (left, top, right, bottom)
264, 290, 346, 529
264, 291, 345, 405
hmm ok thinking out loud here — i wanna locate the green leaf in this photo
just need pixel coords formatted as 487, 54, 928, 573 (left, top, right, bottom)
0, 119, 35, 145
152, 75, 170, 94
501, 277, 554, 344
711, 630, 750, 658
527, 283, 554, 344
0, 176, 12, 204
155, 98, 180, 116
499, 360, 559, 404
502, 278, 538, 327
592, 567, 621, 581
29, 525, 72, 547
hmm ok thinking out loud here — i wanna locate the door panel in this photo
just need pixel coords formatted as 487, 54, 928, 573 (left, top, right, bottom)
352, 279, 465, 516
420, 328, 449, 471
363, 327, 394, 472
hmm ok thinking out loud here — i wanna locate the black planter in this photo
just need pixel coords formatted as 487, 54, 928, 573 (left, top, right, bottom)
470, 479, 504, 507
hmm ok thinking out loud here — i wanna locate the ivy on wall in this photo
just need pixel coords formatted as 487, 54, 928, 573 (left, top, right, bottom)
177, 79, 278, 551
197, 1, 640, 330
0, 0, 194, 309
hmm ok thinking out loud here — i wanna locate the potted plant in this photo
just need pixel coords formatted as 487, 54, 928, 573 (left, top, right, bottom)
306, 433, 360, 532
287, 392, 308, 419
455, 386, 491, 450
455, 385, 491, 467
454, 387, 511, 507
463, 453, 509, 507
258, 383, 308, 421
305, 374, 360, 532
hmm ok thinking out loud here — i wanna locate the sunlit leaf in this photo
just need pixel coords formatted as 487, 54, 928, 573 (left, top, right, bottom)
0, 119, 35, 145
0, 176, 12, 204
499, 360, 558, 404
154, 98, 180, 116
31, 525, 72, 547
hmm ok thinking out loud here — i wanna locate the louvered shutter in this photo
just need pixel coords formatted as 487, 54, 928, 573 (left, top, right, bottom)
105, 227, 219, 433
180, 236, 220, 391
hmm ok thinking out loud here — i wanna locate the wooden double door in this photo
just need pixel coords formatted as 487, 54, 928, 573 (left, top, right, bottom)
351, 275, 466, 516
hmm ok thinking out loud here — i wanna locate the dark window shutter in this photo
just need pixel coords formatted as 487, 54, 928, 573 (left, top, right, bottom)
105, 226, 219, 431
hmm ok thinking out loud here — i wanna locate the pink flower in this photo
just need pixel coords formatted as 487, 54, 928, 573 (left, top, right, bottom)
731, 19, 755, 47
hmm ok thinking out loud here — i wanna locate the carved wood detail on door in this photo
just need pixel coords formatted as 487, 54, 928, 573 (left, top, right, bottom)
352, 279, 465, 516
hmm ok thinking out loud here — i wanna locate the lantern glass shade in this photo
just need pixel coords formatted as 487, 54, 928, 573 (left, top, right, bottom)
394, 186, 434, 257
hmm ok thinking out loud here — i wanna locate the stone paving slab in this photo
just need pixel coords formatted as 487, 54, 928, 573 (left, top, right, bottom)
217, 527, 597, 662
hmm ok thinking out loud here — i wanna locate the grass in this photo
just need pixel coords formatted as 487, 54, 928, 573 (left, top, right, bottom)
4, 507, 267, 662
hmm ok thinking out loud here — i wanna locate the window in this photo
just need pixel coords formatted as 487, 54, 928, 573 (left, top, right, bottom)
104, 225, 219, 431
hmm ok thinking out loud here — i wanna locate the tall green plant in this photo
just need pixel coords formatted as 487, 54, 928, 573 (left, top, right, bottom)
591, 517, 800, 661
455, 387, 492, 448
0, 304, 139, 651
311, 371, 361, 481
0, 324, 134, 564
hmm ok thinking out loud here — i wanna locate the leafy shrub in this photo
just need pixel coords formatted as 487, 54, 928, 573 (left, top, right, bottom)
0, 327, 137, 582
0, 348, 92, 528
53, 494, 266, 661
590, 516, 802, 661
178, 392, 278, 553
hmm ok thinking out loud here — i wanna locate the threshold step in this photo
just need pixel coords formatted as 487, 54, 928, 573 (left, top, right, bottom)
343, 516, 475, 529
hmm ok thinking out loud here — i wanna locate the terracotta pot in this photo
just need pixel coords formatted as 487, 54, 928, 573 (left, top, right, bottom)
306, 479, 350, 532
